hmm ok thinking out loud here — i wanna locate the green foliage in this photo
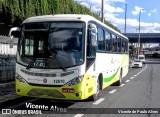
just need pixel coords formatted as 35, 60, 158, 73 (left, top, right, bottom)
0, 1, 2, 12
129, 45, 136, 57
0, 0, 3, 6
1, 0, 120, 32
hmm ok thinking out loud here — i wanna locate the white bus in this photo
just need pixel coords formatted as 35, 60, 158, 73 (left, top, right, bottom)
9, 14, 129, 101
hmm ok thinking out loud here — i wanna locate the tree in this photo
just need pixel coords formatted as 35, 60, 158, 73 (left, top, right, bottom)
0, 0, 121, 32
129, 45, 136, 58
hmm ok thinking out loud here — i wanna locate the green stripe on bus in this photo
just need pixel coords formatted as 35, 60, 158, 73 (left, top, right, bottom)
103, 71, 118, 83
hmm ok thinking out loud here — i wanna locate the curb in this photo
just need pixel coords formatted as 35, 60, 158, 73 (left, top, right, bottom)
0, 94, 23, 109
0, 94, 36, 109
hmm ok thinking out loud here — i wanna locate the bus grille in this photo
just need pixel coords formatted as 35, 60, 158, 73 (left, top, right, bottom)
27, 88, 65, 98
28, 83, 63, 87
21, 69, 74, 77
21, 69, 56, 77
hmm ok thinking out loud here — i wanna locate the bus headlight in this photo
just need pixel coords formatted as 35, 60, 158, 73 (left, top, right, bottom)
66, 75, 84, 86
16, 73, 26, 83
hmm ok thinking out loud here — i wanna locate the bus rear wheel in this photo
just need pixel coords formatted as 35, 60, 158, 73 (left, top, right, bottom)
114, 69, 122, 86
90, 78, 100, 101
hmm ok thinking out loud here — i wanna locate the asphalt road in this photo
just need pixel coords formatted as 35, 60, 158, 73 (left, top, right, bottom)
1, 61, 160, 117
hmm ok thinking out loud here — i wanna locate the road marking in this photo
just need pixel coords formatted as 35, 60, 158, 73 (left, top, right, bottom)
133, 64, 148, 77
119, 84, 125, 87
93, 98, 105, 105
74, 114, 84, 117
139, 64, 147, 74
125, 80, 130, 83
109, 89, 117, 94
130, 77, 134, 79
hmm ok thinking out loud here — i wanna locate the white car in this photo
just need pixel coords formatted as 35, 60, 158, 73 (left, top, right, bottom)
134, 55, 145, 64
131, 59, 143, 68
138, 55, 145, 64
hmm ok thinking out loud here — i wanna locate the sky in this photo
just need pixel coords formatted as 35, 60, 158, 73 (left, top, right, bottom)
75, 0, 160, 34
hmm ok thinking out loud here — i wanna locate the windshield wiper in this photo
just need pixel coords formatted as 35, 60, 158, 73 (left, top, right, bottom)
26, 58, 37, 69
48, 47, 66, 72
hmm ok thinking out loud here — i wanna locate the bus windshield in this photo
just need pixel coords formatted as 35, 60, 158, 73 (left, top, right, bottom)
17, 22, 85, 69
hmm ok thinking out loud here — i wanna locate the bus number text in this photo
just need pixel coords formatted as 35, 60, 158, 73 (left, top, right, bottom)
53, 80, 65, 84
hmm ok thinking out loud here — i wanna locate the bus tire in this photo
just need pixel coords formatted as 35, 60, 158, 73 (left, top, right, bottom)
89, 77, 100, 101
114, 69, 122, 86
99, 74, 103, 90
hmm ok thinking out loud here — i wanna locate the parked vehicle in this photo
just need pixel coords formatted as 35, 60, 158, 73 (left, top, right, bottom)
131, 59, 143, 68
134, 55, 145, 64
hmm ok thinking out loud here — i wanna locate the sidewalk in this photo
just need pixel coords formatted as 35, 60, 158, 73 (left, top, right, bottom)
0, 82, 36, 109
0, 81, 15, 89
0, 93, 20, 104
0, 82, 19, 104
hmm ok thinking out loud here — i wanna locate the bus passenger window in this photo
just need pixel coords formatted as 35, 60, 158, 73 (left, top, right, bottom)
124, 40, 128, 53
105, 31, 111, 52
97, 28, 105, 51
117, 37, 121, 52
112, 34, 117, 53
121, 39, 125, 53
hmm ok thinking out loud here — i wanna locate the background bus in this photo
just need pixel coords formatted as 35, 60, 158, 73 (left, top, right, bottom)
9, 14, 129, 101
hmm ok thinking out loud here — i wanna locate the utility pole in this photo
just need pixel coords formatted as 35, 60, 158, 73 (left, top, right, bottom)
137, 8, 144, 59
101, 0, 104, 23
124, 4, 127, 33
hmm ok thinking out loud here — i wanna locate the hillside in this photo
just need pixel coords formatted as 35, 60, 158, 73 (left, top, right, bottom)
0, 0, 120, 35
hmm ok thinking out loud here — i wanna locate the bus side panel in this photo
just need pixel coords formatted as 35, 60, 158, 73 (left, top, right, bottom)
121, 54, 129, 78
95, 53, 129, 89
83, 74, 97, 99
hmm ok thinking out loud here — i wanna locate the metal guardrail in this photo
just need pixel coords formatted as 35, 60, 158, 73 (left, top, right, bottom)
0, 36, 17, 83
0, 65, 16, 83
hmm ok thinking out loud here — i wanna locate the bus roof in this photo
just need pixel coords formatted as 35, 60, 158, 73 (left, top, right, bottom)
23, 14, 128, 40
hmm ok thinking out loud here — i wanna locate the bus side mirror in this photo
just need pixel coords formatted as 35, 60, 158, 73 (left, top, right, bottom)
88, 24, 97, 46
87, 24, 97, 57
9, 27, 21, 48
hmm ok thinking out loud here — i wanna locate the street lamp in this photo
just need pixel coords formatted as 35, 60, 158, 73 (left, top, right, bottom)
124, 4, 127, 33
101, 0, 104, 23
137, 8, 144, 59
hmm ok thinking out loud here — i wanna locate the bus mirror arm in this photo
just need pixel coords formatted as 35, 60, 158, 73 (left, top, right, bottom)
10, 36, 14, 48
9, 27, 21, 48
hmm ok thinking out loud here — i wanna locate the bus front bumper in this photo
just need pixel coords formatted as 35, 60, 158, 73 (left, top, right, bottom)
16, 80, 85, 100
